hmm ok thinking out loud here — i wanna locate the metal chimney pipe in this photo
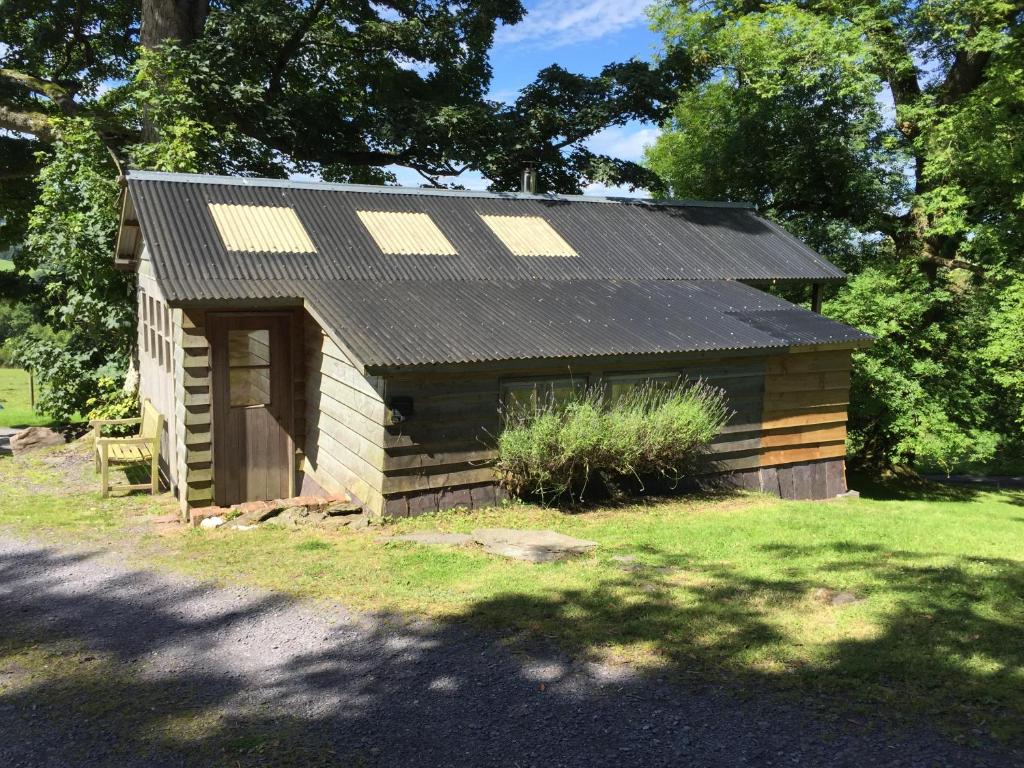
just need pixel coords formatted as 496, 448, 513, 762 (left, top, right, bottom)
520, 166, 538, 194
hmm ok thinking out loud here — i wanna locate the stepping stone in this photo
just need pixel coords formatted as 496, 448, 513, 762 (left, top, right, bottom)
471, 528, 597, 563
392, 532, 473, 547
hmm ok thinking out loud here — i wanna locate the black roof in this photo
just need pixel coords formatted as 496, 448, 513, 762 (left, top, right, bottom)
126, 171, 846, 284
123, 172, 868, 369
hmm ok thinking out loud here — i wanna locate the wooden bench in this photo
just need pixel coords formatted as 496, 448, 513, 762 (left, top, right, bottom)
92, 400, 163, 497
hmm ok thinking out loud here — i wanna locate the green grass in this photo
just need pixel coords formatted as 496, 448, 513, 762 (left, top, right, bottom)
0, 258, 14, 272
0, 368, 54, 428
1, 446, 1022, 744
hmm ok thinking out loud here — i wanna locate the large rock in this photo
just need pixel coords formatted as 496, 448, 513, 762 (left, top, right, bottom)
471, 528, 597, 563
10, 426, 65, 454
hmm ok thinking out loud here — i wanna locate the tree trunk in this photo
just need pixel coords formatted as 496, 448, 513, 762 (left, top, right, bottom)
141, 0, 209, 48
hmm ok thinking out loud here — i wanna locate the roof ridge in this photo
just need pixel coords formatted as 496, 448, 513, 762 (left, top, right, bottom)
124, 169, 757, 210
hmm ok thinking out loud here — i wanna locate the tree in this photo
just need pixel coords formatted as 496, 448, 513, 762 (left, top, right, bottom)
647, 0, 1024, 470
1, 0, 689, 418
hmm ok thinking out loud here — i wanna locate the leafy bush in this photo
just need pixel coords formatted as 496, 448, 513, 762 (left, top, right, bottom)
496, 379, 731, 502
84, 376, 140, 435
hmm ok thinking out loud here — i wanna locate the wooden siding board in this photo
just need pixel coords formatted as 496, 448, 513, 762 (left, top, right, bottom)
303, 316, 387, 515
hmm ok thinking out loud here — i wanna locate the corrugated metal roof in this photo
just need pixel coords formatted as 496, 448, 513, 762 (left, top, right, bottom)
126, 171, 847, 284
157, 277, 870, 368
126, 171, 869, 369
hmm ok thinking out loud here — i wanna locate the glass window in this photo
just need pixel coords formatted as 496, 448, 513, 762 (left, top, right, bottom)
228, 329, 272, 407
230, 367, 271, 406
606, 373, 680, 403
229, 329, 271, 367
501, 377, 587, 420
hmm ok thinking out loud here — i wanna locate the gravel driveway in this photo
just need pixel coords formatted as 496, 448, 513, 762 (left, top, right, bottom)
0, 535, 1017, 767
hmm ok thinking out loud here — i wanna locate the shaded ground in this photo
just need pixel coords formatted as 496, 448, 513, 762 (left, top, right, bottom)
1, 536, 1019, 768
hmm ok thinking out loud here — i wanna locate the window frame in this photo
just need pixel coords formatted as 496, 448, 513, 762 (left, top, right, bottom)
499, 375, 589, 421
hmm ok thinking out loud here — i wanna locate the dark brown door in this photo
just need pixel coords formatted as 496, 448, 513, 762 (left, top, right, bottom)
210, 313, 294, 506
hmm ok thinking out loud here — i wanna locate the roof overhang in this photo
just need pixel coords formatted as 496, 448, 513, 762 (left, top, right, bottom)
114, 187, 141, 271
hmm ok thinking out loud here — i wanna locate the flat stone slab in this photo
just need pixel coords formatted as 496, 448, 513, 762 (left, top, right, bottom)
471, 528, 598, 563
392, 532, 473, 547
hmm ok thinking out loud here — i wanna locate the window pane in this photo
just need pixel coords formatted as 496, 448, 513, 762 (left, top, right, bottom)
501, 382, 537, 416
501, 377, 587, 417
549, 378, 587, 409
229, 329, 271, 367
607, 373, 678, 403
230, 367, 271, 406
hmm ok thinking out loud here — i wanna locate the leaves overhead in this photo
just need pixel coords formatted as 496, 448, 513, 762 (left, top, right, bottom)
647, 0, 1024, 470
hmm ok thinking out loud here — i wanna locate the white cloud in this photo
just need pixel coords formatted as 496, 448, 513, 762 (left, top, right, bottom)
586, 124, 660, 162
496, 0, 649, 49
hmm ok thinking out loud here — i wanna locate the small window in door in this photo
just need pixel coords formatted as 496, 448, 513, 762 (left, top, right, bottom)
228, 329, 272, 406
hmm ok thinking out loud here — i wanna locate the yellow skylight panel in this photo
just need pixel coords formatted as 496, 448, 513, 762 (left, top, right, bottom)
479, 214, 578, 257
356, 210, 458, 255
207, 204, 316, 253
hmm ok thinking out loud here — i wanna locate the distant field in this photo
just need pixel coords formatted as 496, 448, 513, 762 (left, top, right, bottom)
0, 368, 53, 428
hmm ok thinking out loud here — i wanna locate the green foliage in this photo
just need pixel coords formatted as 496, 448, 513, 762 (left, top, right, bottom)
84, 376, 140, 435
497, 380, 730, 502
982, 276, 1024, 431
647, 0, 1024, 472
11, 119, 132, 420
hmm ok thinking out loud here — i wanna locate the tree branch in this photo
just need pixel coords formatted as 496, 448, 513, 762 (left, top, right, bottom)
0, 103, 56, 142
268, 0, 330, 96
0, 68, 81, 117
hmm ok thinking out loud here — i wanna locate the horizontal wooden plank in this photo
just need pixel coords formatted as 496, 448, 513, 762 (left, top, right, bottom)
761, 424, 847, 449
311, 347, 384, 401
308, 370, 388, 424
183, 428, 211, 446
760, 441, 847, 467
311, 410, 386, 467
182, 390, 210, 407
763, 388, 850, 409
307, 387, 385, 448
385, 447, 498, 473
382, 464, 498, 495
707, 437, 761, 455
761, 408, 848, 431
764, 370, 851, 394
187, 467, 213, 483
384, 418, 497, 450
764, 351, 852, 376
306, 426, 385, 489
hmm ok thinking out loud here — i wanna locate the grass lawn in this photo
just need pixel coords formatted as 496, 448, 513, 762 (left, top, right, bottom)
1, 444, 1022, 745
0, 368, 54, 429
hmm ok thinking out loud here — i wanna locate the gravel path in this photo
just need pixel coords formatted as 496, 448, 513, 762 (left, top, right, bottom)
0, 535, 1018, 768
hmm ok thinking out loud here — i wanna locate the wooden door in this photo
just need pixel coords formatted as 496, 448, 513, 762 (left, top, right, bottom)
210, 313, 294, 506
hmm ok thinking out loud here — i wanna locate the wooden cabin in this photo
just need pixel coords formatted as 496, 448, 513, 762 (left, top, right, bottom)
114, 171, 871, 517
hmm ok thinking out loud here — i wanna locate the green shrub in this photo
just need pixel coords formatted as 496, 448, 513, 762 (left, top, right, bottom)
84, 376, 140, 434
496, 379, 731, 502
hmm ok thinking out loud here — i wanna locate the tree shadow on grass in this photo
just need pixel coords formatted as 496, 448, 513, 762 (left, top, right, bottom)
849, 470, 1024, 507
1, 541, 1021, 767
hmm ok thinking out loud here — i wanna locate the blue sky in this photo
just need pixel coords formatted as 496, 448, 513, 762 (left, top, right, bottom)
389, 0, 662, 195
